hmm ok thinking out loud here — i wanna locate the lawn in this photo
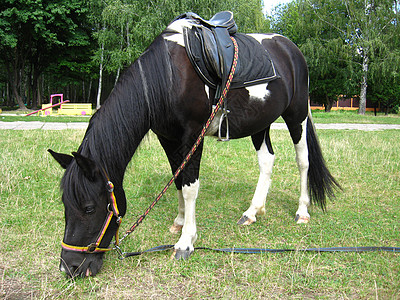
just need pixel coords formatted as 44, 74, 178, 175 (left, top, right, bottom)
0, 126, 399, 298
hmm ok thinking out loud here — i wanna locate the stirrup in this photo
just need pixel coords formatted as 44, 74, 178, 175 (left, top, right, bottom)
218, 108, 230, 141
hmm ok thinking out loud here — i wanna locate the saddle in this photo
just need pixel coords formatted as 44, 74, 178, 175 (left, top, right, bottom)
175, 11, 279, 90
175, 11, 238, 90
174, 12, 279, 140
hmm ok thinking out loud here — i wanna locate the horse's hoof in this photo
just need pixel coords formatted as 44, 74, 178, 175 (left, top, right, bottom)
237, 215, 256, 225
169, 224, 183, 234
295, 214, 310, 224
171, 248, 192, 260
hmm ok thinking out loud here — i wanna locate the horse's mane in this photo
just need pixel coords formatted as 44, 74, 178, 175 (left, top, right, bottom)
61, 34, 179, 210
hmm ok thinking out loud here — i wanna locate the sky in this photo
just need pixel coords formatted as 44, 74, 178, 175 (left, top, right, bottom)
262, 0, 292, 15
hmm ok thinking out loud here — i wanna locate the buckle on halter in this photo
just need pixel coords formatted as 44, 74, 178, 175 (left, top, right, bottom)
87, 243, 98, 253
106, 181, 114, 192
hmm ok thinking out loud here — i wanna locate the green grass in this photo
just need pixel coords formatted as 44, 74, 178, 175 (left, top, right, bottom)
272, 110, 400, 124
1, 128, 400, 298
310, 110, 400, 124
0, 114, 91, 123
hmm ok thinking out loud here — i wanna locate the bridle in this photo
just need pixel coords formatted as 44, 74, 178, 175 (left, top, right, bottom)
61, 170, 123, 254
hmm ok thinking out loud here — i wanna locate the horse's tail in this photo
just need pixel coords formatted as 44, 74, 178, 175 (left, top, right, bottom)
306, 114, 341, 210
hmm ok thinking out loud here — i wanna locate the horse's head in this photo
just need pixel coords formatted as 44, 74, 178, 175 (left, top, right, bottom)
48, 149, 122, 278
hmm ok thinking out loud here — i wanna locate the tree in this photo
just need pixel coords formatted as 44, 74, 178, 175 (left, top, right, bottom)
339, 0, 399, 114
271, 0, 400, 114
0, 0, 91, 109
0, 0, 269, 109
272, 1, 357, 109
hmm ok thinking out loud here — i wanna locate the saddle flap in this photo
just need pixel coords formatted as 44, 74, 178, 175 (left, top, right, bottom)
201, 28, 221, 78
181, 12, 279, 89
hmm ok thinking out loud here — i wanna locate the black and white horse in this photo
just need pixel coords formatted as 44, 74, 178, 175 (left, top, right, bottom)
49, 16, 339, 277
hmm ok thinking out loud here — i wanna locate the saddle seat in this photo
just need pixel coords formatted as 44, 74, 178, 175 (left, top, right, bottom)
180, 11, 238, 34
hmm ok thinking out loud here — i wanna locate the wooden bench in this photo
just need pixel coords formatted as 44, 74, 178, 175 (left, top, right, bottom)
58, 103, 93, 115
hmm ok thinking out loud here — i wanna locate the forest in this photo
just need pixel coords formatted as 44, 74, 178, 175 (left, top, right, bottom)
0, 0, 399, 114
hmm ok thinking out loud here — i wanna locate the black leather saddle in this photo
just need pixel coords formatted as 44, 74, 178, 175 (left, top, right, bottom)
172, 12, 279, 141
174, 11, 237, 89
174, 11, 279, 90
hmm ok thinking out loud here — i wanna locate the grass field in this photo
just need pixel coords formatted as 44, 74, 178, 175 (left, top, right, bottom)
1, 123, 399, 298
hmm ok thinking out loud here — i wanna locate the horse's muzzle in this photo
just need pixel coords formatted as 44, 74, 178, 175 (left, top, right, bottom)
60, 250, 104, 278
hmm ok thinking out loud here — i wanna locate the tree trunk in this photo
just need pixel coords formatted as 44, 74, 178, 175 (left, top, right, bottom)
96, 42, 104, 110
358, 53, 368, 115
87, 79, 92, 103
12, 68, 27, 110
324, 95, 332, 112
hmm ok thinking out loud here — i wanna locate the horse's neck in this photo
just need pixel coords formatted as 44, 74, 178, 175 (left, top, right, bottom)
81, 99, 150, 185
83, 38, 173, 184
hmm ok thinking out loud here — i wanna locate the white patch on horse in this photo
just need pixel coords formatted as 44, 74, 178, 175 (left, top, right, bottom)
294, 117, 310, 223
247, 33, 283, 44
164, 19, 192, 47
205, 106, 223, 137
204, 85, 210, 98
246, 83, 271, 102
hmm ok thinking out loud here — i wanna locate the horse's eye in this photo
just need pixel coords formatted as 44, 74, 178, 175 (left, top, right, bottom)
85, 206, 96, 214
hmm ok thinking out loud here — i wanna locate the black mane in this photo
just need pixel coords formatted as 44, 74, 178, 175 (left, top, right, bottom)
61, 35, 179, 210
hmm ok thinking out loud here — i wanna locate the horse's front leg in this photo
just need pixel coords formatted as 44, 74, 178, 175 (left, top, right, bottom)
169, 189, 185, 234
172, 139, 203, 259
158, 134, 203, 259
173, 179, 199, 259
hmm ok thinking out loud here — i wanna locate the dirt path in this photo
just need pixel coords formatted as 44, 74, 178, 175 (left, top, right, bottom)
1, 121, 400, 131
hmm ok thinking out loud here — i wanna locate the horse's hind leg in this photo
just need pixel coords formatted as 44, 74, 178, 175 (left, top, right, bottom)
286, 118, 311, 224
238, 127, 275, 225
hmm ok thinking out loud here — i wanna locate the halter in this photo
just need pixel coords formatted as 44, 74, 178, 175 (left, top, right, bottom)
61, 171, 123, 254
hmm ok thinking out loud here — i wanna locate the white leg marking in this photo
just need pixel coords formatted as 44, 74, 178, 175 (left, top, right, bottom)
170, 190, 185, 234
174, 180, 199, 252
242, 140, 275, 224
294, 118, 311, 223
245, 83, 271, 102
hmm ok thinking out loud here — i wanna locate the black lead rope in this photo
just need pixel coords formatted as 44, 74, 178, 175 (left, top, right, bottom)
119, 245, 400, 259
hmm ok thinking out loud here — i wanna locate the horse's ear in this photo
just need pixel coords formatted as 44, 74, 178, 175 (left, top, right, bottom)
72, 152, 98, 181
48, 149, 73, 169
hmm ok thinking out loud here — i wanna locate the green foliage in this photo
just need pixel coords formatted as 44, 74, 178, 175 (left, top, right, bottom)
91, 0, 269, 75
0, 0, 268, 107
0, 0, 93, 107
272, 0, 400, 111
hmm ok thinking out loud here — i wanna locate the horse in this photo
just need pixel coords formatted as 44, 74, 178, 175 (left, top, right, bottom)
49, 15, 340, 278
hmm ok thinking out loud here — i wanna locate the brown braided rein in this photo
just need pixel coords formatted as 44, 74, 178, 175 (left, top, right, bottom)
114, 36, 239, 253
